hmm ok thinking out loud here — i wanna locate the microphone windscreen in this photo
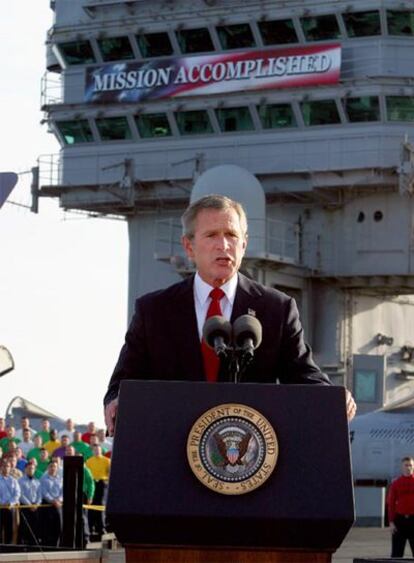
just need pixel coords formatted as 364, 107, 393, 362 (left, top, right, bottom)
233, 315, 262, 349
203, 315, 232, 349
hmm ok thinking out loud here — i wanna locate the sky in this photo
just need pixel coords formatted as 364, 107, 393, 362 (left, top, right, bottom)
0, 2, 129, 427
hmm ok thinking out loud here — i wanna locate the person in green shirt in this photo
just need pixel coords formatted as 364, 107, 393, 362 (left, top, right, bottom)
27, 435, 43, 463
35, 419, 51, 445
0, 426, 21, 453
34, 448, 50, 478
71, 431, 92, 460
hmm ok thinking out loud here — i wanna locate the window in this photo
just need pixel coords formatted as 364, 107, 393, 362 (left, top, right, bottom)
136, 113, 171, 138
216, 24, 256, 50
176, 28, 214, 54
387, 10, 414, 36
343, 11, 381, 37
58, 41, 96, 65
301, 100, 341, 125
96, 117, 132, 141
354, 369, 377, 402
301, 15, 341, 41
175, 110, 213, 135
215, 107, 254, 132
258, 19, 298, 45
343, 96, 380, 122
386, 96, 414, 122
258, 103, 296, 129
136, 32, 173, 58
56, 120, 94, 144
97, 36, 134, 62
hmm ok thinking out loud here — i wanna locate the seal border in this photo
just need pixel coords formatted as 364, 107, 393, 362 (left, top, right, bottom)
187, 403, 278, 495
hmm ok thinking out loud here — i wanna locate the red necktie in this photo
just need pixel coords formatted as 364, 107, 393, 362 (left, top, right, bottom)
201, 288, 225, 382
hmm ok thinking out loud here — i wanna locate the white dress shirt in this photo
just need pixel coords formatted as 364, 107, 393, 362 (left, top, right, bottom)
193, 272, 238, 341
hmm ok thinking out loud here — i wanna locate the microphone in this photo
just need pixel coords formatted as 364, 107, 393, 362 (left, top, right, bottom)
203, 315, 232, 358
233, 315, 262, 359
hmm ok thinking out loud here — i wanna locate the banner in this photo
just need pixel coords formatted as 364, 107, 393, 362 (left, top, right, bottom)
85, 43, 341, 103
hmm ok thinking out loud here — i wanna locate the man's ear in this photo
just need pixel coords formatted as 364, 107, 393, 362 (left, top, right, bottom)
181, 235, 194, 259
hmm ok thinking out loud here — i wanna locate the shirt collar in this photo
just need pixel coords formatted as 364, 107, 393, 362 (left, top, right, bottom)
194, 272, 238, 307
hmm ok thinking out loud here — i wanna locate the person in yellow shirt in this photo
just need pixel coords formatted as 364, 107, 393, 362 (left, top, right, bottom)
86, 445, 111, 540
43, 429, 61, 456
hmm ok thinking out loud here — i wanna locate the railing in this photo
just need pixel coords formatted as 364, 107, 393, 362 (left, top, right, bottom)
38, 154, 62, 187
41, 72, 63, 107
265, 219, 299, 263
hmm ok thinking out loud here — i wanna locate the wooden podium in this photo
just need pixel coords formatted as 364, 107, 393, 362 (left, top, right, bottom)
106, 381, 354, 562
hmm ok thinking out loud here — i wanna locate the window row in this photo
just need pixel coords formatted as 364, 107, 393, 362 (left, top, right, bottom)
55, 96, 414, 144
55, 9, 414, 66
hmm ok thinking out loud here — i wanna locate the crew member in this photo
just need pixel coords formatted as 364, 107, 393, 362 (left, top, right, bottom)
387, 456, 414, 557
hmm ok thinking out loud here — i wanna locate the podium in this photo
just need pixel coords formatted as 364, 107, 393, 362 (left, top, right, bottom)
106, 381, 354, 562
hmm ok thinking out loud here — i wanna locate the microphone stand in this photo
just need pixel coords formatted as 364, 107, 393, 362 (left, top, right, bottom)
221, 347, 254, 383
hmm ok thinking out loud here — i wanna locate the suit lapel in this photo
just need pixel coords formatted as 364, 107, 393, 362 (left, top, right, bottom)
231, 273, 263, 323
172, 276, 204, 381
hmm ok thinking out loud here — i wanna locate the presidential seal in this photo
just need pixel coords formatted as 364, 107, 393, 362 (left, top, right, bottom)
187, 403, 278, 495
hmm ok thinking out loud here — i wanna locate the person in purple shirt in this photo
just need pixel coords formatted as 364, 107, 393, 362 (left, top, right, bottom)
52, 435, 71, 460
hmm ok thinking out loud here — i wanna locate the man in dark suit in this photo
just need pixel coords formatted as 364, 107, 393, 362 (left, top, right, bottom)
104, 194, 356, 434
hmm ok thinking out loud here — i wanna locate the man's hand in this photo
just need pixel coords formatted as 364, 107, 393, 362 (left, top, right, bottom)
346, 389, 357, 421
390, 521, 396, 533
104, 398, 118, 437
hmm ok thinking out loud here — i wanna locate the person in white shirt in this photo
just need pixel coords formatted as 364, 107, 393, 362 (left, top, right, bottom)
0, 458, 21, 544
15, 417, 35, 440
58, 418, 76, 442
19, 428, 34, 457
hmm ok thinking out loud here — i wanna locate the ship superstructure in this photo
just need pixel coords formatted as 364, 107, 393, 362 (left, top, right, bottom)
38, 0, 414, 420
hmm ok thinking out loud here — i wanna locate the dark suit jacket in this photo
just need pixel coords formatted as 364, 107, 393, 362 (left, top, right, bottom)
104, 273, 330, 404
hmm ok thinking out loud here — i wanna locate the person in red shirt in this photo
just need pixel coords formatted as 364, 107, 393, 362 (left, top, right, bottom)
82, 422, 96, 444
0, 418, 7, 440
387, 456, 414, 557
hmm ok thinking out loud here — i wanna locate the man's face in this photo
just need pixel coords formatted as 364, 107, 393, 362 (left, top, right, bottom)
50, 430, 58, 441
7, 426, 15, 438
40, 449, 49, 461
88, 422, 96, 433
0, 418, 4, 430
402, 459, 414, 476
23, 429, 31, 442
26, 463, 36, 477
34, 435, 42, 447
65, 446, 75, 456
182, 208, 247, 287
21, 417, 30, 429
61, 436, 69, 447
42, 420, 50, 431
73, 432, 81, 442
48, 462, 58, 476
66, 419, 74, 430
8, 441, 17, 454
1, 461, 11, 476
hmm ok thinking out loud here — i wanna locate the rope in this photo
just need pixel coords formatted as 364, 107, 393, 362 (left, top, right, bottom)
0, 503, 105, 511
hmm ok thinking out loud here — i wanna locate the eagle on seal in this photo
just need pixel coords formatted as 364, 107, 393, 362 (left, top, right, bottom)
214, 432, 252, 467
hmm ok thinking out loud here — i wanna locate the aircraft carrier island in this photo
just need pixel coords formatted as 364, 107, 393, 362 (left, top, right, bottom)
36, 0, 414, 527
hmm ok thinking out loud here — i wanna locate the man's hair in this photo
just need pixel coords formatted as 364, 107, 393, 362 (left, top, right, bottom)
402, 456, 414, 463
181, 194, 248, 239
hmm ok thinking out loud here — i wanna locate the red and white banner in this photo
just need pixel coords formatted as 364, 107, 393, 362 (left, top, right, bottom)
85, 43, 341, 103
